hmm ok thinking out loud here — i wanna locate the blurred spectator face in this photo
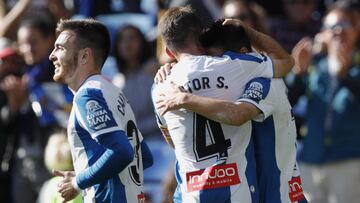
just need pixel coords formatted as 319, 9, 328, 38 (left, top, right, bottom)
223, 1, 254, 27
0, 40, 22, 80
283, 0, 317, 25
116, 26, 143, 62
17, 26, 53, 66
49, 31, 78, 84
323, 9, 358, 48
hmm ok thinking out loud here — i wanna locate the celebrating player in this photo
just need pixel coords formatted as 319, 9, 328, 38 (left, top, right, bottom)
152, 7, 293, 203
49, 19, 153, 203
155, 19, 307, 203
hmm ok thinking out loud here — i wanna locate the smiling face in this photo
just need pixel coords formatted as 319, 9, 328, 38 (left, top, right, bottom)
49, 30, 78, 84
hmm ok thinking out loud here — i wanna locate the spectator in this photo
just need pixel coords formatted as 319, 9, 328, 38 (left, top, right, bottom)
0, 0, 69, 40
17, 15, 73, 129
11, 15, 72, 203
222, 0, 268, 33
0, 37, 26, 203
113, 24, 159, 139
289, 1, 360, 202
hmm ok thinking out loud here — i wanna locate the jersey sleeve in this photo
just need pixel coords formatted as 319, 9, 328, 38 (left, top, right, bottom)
225, 51, 274, 78
74, 87, 121, 139
237, 77, 277, 122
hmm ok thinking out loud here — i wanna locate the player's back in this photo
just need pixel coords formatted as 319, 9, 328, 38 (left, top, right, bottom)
153, 52, 274, 203
68, 75, 145, 203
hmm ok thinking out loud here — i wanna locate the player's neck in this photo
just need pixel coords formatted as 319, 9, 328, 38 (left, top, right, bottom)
177, 45, 205, 60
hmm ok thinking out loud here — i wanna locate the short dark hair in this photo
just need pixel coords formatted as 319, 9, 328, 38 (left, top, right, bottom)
200, 19, 251, 52
56, 19, 110, 69
158, 7, 203, 52
19, 16, 56, 38
114, 25, 153, 75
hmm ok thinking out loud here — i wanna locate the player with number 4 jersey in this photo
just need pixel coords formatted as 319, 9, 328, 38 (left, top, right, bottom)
153, 51, 274, 203
154, 7, 294, 203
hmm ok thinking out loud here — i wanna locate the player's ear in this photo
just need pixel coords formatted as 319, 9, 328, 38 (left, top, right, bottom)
79, 48, 91, 65
165, 47, 176, 60
239, 47, 249, 54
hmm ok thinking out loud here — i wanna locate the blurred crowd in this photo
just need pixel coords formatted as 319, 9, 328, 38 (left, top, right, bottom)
0, 0, 359, 203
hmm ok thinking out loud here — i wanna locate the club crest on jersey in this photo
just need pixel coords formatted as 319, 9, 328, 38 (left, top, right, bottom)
186, 163, 240, 192
85, 100, 111, 129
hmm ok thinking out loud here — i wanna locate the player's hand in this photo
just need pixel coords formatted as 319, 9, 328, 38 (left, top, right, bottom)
53, 170, 80, 203
154, 62, 176, 84
156, 81, 187, 116
222, 18, 246, 27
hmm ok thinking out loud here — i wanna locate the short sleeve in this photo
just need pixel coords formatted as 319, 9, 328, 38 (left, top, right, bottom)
237, 77, 276, 121
225, 51, 274, 78
74, 88, 121, 138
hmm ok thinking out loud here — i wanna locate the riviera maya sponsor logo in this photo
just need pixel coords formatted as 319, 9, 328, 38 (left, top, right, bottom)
243, 81, 264, 103
85, 100, 111, 129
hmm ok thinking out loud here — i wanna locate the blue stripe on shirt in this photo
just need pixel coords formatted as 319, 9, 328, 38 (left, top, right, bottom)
76, 130, 134, 189
245, 135, 259, 203
252, 117, 282, 203
224, 51, 265, 63
173, 161, 183, 203
74, 118, 133, 202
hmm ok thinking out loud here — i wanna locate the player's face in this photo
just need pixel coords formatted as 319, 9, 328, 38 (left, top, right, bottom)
49, 31, 78, 84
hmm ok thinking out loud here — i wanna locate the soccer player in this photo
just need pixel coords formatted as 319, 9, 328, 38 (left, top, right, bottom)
152, 7, 294, 203
156, 20, 308, 203
49, 19, 153, 203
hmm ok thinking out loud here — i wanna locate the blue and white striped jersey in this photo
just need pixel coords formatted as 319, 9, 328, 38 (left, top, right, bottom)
239, 78, 307, 203
68, 75, 146, 203
152, 51, 274, 203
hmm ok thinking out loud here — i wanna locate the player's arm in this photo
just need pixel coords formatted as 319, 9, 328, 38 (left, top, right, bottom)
223, 19, 294, 78
141, 140, 154, 169
71, 88, 136, 189
156, 82, 260, 126
73, 130, 134, 190
159, 124, 175, 148
151, 84, 175, 148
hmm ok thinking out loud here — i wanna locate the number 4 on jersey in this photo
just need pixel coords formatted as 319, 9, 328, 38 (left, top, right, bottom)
193, 113, 231, 162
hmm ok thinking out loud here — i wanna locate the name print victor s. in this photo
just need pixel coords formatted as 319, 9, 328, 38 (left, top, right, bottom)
184, 76, 228, 93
